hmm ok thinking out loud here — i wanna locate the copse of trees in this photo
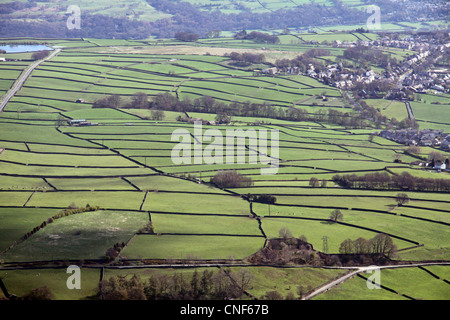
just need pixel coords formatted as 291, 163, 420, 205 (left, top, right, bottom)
234, 30, 279, 44
98, 269, 251, 300
0, 13, 152, 39
131, 92, 149, 109
275, 50, 326, 74
339, 233, 397, 258
247, 194, 277, 204
332, 171, 450, 192
92, 94, 121, 109
21, 286, 55, 300
31, 50, 50, 61
174, 31, 199, 42
343, 45, 399, 69
309, 177, 320, 188
210, 170, 253, 188
226, 51, 266, 65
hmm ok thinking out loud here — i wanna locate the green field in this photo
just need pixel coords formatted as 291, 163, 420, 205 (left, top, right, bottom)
0, 35, 449, 301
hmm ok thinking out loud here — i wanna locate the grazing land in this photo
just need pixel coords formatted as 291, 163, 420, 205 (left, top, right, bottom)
0, 32, 449, 302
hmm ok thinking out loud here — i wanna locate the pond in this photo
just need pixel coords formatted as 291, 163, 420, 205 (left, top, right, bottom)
0, 44, 54, 53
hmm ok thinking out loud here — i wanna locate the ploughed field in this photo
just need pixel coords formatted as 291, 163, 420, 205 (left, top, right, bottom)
0, 38, 449, 300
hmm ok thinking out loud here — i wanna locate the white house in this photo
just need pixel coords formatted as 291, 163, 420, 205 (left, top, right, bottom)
434, 161, 446, 172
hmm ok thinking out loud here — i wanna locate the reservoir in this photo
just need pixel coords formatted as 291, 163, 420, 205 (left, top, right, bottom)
0, 44, 54, 53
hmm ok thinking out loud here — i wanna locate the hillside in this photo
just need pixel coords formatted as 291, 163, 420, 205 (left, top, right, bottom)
0, 0, 448, 39
0, 33, 449, 303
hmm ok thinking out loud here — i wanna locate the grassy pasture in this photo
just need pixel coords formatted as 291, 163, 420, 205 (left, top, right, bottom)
126, 175, 229, 193
259, 217, 410, 253
243, 266, 346, 299
0, 207, 61, 252
45, 177, 136, 191
0, 176, 50, 191
142, 192, 250, 215
122, 234, 265, 260
0, 210, 148, 262
0, 161, 152, 178
0, 268, 100, 300
25, 191, 147, 211
150, 213, 262, 236
0, 37, 449, 301
376, 267, 450, 300
313, 272, 407, 300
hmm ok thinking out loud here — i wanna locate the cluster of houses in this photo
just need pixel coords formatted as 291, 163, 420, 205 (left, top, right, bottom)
402, 70, 450, 94
379, 129, 450, 173
379, 128, 450, 151
292, 33, 450, 94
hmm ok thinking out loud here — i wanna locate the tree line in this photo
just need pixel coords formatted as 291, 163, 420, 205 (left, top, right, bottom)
339, 233, 397, 258
92, 91, 420, 130
275, 49, 331, 74
332, 171, 450, 192
0, 9, 151, 39
143, 92, 372, 128
343, 45, 399, 69
233, 30, 280, 44
98, 269, 252, 300
225, 51, 266, 66
210, 170, 253, 189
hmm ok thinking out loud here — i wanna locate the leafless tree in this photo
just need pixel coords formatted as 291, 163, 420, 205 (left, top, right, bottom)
395, 193, 410, 206
329, 209, 343, 222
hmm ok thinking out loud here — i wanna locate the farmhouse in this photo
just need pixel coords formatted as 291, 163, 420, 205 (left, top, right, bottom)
434, 161, 446, 172
70, 119, 98, 127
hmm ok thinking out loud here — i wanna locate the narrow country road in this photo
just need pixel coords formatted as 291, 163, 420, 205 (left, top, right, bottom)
0, 48, 61, 113
405, 101, 415, 122
301, 261, 450, 300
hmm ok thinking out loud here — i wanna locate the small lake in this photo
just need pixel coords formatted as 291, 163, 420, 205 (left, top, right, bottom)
0, 44, 54, 53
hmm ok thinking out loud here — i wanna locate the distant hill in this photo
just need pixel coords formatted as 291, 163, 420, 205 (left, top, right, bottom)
0, 0, 447, 39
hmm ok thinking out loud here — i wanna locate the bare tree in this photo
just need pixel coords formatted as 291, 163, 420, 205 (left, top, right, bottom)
131, 92, 149, 109
278, 227, 293, 240
262, 291, 283, 300
329, 209, 343, 222
428, 151, 444, 162
150, 110, 165, 121
395, 193, 410, 206
309, 177, 320, 188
